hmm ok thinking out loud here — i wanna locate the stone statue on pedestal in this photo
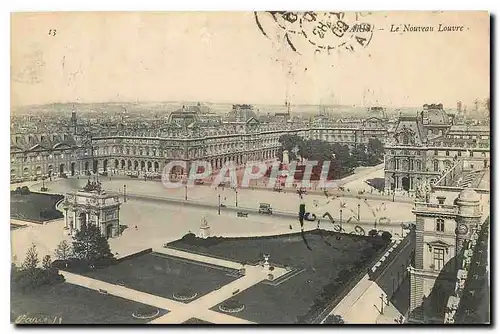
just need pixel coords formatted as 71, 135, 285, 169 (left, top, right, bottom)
282, 150, 290, 165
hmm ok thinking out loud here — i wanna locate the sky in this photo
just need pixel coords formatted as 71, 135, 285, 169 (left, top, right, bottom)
11, 11, 490, 109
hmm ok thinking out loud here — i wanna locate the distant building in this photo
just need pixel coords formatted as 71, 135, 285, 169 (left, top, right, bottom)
11, 104, 392, 181
384, 104, 490, 193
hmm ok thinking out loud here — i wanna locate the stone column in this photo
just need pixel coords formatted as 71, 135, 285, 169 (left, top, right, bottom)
116, 208, 120, 237
64, 209, 69, 229
72, 210, 77, 231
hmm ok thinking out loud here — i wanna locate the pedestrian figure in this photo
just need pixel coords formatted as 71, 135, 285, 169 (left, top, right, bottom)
135, 225, 138, 230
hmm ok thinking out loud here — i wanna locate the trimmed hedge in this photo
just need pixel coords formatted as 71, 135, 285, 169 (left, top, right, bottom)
11, 267, 65, 293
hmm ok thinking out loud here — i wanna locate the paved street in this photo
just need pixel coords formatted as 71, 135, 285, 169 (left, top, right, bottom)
46, 173, 415, 224
10, 166, 416, 262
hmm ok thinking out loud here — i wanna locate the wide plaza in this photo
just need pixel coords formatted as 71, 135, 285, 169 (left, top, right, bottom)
10, 164, 414, 324
11, 165, 418, 262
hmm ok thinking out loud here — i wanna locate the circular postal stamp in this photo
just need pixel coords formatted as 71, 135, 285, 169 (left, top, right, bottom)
255, 11, 375, 55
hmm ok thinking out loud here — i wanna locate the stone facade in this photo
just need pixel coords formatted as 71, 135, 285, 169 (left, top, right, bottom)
407, 188, 484, 323
61, 182, 121, 239
384, 104, 490, 193
11, 106, 391, 180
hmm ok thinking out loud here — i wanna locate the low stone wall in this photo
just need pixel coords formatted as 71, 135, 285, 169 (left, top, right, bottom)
325, 232, 415, 324
116, 248, 153, 263
369, 231, 415, 299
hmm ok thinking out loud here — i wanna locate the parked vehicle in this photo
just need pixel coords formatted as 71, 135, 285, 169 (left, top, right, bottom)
195, 179, 204, 185
273, 187, 283, 192
237, 212, 248, 218
258, 203, 273, 214
304, 212, 316, 221
297, 187, 307, 194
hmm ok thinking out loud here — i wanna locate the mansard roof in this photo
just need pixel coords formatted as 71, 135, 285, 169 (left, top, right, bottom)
10, 133, 76, 152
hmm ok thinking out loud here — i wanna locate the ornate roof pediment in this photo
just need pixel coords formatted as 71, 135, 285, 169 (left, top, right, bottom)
246, 117, 259, 125
427, 240, 452, 249
29, 144, 47, 151
53, 143, 72, 150
10, 145, 24, 152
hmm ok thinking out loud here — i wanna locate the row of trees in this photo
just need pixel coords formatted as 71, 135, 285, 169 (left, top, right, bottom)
277, 134, 384, 180
11, 245, 65, 293
12, 223, 116, 293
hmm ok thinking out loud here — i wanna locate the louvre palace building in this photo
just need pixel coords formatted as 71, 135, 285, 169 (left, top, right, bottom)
10, 103, 489, 184
10, 104, 389, 181
384, 103, 490, 194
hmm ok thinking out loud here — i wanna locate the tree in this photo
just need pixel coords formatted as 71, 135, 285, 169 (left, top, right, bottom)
72, 222, 114, 263
367, 138, 384, 164
42, 255, 52, 270
54, 240, 72, 261
22, 244, 39, 271
278, 134, 304, 161
352, 144, 368, 165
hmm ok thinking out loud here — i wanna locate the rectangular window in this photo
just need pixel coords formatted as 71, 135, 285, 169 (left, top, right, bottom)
458, 151, 462, 156
433, 248, 445, 271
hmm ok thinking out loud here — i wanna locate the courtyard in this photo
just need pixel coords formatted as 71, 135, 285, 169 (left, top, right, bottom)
46, 172, 415, 223
81, 252, 242, 302
11, 282, 168, 324
169, 230, 391, 323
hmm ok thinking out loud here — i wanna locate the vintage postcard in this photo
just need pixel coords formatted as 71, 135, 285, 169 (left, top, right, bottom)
10, 11, 490, 325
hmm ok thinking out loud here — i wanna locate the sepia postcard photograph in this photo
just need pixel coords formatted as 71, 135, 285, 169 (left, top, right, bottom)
8, 8, 491, 325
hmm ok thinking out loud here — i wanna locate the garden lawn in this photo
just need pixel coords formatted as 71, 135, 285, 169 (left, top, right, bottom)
82, 252, 241, 302
169, 230, 390, 324
11, 282, 168, 324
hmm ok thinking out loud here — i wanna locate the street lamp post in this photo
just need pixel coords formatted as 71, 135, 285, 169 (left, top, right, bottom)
218, 194, 221, 215
123, 185, 127, 202
185, 184, 188, 201
340, 208, 343, 230
235, 189, 238, 207
357, 203, 360, 221
379, 294, 385, 314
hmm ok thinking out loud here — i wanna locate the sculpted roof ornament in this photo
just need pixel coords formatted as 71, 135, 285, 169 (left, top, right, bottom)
458, 188, 480, 202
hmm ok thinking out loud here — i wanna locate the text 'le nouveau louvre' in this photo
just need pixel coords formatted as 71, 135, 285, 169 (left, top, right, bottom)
390, 24, 465, 33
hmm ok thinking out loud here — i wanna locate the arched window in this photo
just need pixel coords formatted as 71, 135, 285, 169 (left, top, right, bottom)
403, 134, 409, 145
